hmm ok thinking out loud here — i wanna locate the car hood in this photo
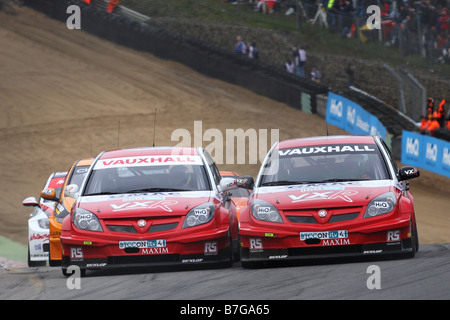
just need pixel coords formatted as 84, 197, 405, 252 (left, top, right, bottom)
255, 180, 399, 210
76, 191, 214, 219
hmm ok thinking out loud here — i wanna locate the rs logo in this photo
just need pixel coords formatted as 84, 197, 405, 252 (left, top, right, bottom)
249, 239, 263, 250
204, 242, 217, 254
387, 230, 400, 242
70, 247, 83, 258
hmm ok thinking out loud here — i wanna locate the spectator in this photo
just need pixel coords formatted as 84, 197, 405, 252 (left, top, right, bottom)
292, 46, 299, 71
311, 66, 322, 83
298, 46, 307, 77
345, 63, 355, 87
235, 36, 247, 55
248, 42, 259, 59
438, 8, 450, 35
340, 0, 354, 38
285, 60, 295, 73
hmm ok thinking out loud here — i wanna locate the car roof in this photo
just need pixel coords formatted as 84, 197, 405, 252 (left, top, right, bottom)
76, 158, 94, 166
99, 146, 200, 160
277, 135, 376, 150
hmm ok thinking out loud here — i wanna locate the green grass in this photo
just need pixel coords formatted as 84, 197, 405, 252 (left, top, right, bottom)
121, 0, 450, 75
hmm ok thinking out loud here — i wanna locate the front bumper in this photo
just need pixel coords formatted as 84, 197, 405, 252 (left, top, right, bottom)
28, 220, 49, 262
239, 217, 415, 262
49, 218, 63, 264
61, 227, 232, 270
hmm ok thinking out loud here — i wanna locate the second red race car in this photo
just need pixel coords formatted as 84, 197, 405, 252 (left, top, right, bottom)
60, 146, 247, 276
239, 135, 420, 267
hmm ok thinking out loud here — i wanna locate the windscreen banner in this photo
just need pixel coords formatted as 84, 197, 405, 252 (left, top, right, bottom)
326, 92, 386, 139
401, 130, 450, 178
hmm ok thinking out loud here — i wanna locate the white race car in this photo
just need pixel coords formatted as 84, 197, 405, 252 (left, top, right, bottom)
23, 172, 67, 267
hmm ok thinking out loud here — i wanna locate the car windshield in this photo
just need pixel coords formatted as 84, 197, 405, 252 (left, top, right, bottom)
84, 158, 211, 196
69, 165, 90, 189
260, 143, 390, 187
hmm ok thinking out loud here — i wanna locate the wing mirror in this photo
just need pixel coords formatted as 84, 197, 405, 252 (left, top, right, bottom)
22, 197, 38, 207
398, 166, 420, 181
64, 184, 79, 198
40, 188, 59, 201
219, 176, 254, 192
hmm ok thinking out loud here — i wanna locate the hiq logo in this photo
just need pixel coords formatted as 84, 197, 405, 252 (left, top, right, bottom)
405, 137, 420, 157
329, 99, 343, 117
443, 148, 450, 167
347, 106, 356, 125
425, 142, 437, 162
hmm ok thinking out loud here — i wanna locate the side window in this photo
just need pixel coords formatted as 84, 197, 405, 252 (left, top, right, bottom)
379, 139, 398, 178
203, 150, 221, 185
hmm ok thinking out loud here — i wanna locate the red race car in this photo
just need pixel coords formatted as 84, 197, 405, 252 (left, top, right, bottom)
60, 147, 246, 276
239, 135, 420, 267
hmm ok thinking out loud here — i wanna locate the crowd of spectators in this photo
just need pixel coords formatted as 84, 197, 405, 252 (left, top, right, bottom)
420, 97, 450, 138
300, 0, 450, 62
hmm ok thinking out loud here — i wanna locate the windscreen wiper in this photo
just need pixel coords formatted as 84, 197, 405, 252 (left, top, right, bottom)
125, 187, 189, 193
319, 178, 362, 183
261, 180, 321, 186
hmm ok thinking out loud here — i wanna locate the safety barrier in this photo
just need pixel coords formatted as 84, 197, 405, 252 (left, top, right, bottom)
402, 131, 450, 178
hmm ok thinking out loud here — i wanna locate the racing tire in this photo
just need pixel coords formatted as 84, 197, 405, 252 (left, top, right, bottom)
413, 219, 419, 252
405, 219, 419, 258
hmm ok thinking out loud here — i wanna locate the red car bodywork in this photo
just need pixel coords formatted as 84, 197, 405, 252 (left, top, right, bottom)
239, 135, 420, 266
60, 147, 239, 274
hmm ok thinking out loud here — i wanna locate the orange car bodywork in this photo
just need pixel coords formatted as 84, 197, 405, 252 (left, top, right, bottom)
48, 158, 93, 266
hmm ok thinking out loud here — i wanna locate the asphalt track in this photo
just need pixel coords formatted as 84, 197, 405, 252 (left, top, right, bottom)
0, 243, 449, 300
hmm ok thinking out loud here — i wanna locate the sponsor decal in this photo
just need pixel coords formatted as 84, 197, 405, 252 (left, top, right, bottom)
182, 258, 204, 263
110, 200, 177, 212
86, 263, 107, 267
119, 239, 166, 249
300, 230, 348, 241
249, 238, 263, 251
322, 239, 350, 246
204, 242, 218, 255
94, 155, 202, 169
363, 250, 383, 254
279, 145, 375, 157
387, 230, 400, 242
289, 190, 358, 203
29, 233, 49, 241
269, 255, 288, 259
70, 247, 83, 259
141, 247, 169, 254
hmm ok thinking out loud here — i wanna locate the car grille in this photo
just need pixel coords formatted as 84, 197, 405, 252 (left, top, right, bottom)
105, 218, 179, 234
285, 207, 361, 224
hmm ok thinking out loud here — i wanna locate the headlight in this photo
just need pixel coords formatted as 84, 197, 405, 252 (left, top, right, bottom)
251, 199, 283, 223
38, 218, 49, 229
364, 192, 396, 218
73, 208, 103, 232
182, 203, 215, 228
